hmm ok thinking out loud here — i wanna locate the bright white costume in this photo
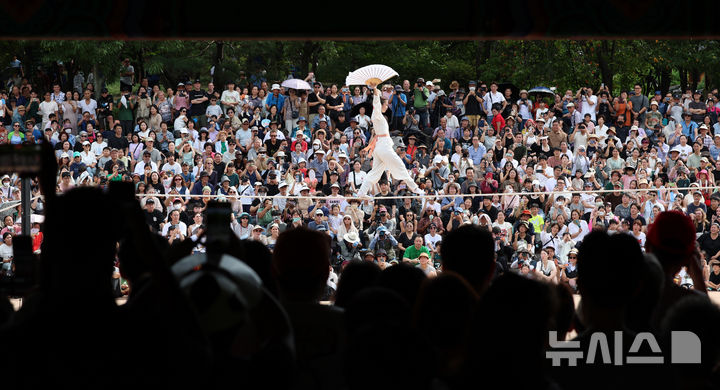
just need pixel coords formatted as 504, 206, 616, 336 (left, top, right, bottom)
357, 90, 421, 196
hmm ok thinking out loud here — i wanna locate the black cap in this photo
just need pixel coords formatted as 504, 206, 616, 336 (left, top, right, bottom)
101, 88, 108, 93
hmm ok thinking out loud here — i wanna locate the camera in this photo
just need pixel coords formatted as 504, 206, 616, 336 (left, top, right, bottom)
469, 87, 476, 92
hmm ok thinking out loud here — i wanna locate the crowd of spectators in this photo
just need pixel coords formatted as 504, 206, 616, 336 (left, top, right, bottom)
2, 59, 720, 290
1, 57, 720, 389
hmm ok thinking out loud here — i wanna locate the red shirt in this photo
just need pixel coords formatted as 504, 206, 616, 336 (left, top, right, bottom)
406, 144, 418, 159
492, 114, 506, 132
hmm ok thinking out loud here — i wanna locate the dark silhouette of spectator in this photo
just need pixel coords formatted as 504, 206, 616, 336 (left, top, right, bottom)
625, 253, 665, 333
0, 294, 12, 327
646, 211, 709, 328
414, 272, 478, 384
238, 239, 277, 297
1, 186, 211, 388
376, 262, 427, 309
554, 230, 658, 390
334, 261, 381, 308
660, 296, 720, 390
440, 224, 496, 294
272, 227, 345, 390
345, 287, 433, 390
553, 282, 577, 342
462, 273, 558, 389
344, 286, 411, 337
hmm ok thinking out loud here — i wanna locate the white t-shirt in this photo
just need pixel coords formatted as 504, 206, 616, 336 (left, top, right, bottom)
536, 260, 556, 277
39, 100, 58, 127
632, 231, 646, 249
568, 219, 589, 243
517, 99, 532, 120
162, 162, 182, 175
483, 91, 505, 113
580, 94, 598, 121
134, 160, 158, 175
162, 221, 187, 237
424, 232, 442, 250
91, 141, 107, 157
492, 221, 513, 245
0, 243, 13, 261
80, 151, 97, 166
348, 171, 367, 190
78, 99, 98, 119
221, 90, 241, 112
206, 104, 223, 119
445, 115, 459, 133
677, 144, 692, 160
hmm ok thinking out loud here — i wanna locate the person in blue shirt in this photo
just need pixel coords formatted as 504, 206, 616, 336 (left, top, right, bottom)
710, 134, 720, 161
468, 135, 487, 165
390, 85, 407, 131
681, 112, 698, 142
265, 84, 285, 114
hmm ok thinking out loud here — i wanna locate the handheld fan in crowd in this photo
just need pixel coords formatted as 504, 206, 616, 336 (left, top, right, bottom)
345, 64, 398, 88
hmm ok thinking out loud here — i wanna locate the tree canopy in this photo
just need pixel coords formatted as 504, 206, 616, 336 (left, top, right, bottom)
0, 40, 717, 97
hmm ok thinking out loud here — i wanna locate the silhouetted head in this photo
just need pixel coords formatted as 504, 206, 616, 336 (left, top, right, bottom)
334, 261, 381, 308
661, 296, 720, 381
577, 230, 645, 309
376, 263, 426, 308
414, 272, 478, 349
240, 239, 277, 297
464, 273, 557, 387
272, 228, 330, 302
42, 187, 119, 298
344, 286, 410, 336
440, 225, 495, 294
414, 272, 478, 378
345, 321, 432, 390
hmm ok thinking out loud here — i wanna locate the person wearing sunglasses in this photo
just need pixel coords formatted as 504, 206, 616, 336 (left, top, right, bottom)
560, 247, 579, 290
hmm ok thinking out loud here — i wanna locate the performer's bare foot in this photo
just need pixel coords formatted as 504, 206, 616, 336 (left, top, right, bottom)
411, 187, 425, 196
356, 193, 372, 201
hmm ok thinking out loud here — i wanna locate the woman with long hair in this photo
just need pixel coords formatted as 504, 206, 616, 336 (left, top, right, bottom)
60, 91, 78, 133
170, 174, 188, 195
193, 130, 210, 154
500, 167, 522, 193
265, 104, 282, 131
336, 214, 358, 245
148, 104, 163, 131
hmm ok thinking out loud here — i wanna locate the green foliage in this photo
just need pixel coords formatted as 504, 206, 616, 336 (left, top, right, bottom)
14, 39, 720, 97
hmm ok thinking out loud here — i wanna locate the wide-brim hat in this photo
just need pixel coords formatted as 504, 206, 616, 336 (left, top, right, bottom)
343, 231, 360, 244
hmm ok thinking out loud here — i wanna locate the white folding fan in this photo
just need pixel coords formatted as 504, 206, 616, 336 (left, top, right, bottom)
345, 64, 399, 87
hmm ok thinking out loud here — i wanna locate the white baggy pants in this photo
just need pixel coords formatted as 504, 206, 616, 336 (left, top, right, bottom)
357, 137, 419, 196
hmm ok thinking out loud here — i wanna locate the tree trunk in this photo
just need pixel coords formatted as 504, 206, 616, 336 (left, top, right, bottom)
136, 45, 145, 81
92, 63, 101, 100
679, 67, 688, 92
597, 41, 613, 92
659, 66, 671, 96
475, 41, 483, 81
212, 41, 224, 85
690, 68, 700, 92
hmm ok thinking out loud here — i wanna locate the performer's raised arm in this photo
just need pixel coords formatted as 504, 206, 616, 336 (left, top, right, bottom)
371, 87, 389, 136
